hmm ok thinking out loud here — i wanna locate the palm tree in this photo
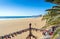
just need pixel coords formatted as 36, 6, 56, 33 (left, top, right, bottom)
45, 0, 60, 4
42, 6, 60, 39
42, 0, 60, 39
42, 8, 60, 27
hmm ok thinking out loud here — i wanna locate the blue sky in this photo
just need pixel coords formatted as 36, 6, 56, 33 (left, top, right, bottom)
0, 0, 56, 16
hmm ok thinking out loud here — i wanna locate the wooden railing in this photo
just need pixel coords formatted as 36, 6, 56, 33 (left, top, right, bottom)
0, 23, 42, 39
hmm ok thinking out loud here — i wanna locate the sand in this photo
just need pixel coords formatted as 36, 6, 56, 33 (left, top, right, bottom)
0, 17, 46, 39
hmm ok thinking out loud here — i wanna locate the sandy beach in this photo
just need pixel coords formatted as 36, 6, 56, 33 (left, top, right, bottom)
0, 17, 46, 39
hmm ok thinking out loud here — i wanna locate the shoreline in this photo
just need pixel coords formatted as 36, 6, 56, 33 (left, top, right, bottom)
0, 16, 41, 21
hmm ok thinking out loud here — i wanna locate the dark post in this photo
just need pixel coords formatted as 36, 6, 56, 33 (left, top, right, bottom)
29, 23, 32, 39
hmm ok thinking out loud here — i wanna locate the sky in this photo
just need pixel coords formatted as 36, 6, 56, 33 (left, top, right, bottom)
0, 0, 56, 16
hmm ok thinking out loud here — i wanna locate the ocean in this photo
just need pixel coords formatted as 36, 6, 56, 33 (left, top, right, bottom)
0, 16, 41, 20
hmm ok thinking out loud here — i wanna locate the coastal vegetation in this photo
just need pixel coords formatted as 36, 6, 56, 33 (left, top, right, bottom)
42, 0, 60, 39
46, 0, 60, 4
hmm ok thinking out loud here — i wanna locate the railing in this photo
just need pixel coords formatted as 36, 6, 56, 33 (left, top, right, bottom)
0, 23, 42, 39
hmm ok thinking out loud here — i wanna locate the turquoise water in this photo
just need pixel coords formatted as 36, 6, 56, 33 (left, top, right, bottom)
0, 16, 39, 18
0, 16, 41, 20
